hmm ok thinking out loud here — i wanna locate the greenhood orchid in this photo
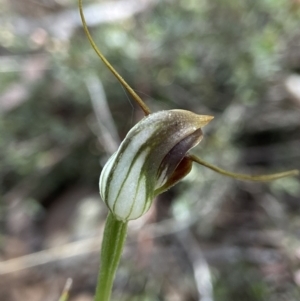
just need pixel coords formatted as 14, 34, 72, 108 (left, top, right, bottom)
78, 2, 299, 300
100, 110, 213, 221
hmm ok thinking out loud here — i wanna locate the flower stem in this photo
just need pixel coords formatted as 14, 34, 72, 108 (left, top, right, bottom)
95, 212, 128, 301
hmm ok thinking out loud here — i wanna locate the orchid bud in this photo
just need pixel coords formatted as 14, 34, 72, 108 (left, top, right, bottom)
99, 109, 213, 222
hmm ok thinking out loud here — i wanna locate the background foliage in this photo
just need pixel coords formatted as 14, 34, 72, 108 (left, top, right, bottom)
0, 0, 300, 300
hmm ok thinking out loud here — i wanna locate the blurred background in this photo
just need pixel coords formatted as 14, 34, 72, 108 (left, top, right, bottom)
1, 0, 300, 300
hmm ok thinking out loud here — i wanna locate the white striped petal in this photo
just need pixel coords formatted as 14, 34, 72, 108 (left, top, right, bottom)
99, 109, 213, 221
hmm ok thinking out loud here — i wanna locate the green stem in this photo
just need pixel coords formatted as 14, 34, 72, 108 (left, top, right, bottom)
95, 212, 128, 301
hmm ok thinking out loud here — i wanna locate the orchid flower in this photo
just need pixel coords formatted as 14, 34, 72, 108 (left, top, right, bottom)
78, 1, 299, 300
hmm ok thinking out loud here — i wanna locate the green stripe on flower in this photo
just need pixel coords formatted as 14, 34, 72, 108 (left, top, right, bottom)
99, 109, 213, 221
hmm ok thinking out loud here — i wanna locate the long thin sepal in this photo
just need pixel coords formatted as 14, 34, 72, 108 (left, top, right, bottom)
78, 0, 151, 116
188, 154, 299, 182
